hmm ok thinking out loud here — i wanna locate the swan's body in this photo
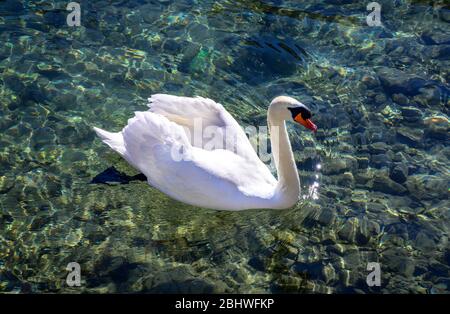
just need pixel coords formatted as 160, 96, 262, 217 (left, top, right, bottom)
94, 94, 316, 211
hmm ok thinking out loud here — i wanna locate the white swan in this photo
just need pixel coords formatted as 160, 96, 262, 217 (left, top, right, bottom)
94, 95, 317, 211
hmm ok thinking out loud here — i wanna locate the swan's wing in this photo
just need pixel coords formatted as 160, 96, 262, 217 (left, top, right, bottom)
147, 94, 257, 159
121, 111, 190, 173
189, 147, 277, 199
120, 111, 276, 202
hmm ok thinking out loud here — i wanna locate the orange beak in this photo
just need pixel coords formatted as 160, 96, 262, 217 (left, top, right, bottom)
294, 115, 317, 132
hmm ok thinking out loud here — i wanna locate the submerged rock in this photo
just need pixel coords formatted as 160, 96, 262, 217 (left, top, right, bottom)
401, 107, 423, 122
426, 45, 450, 61
376, 67, 426, 96
147, 275, 218, 293
317, 207, 336, 226
421, 30, 450, 45
0, 175, 15, 194
370, 153, 391, 169
424, 116, 450, 141
414, 231, 436, 252
337, 172, 355, 188
29, 215, 51, 231
356, 218, 380, 245
322, 157, 357, 175
371, 171, 407, 195
406, 175, 447, 201
369, 142, 388, 154
31, 127, 57, 150
356, 156, 369, 169
389, 163, 408, 184
439, 8, 450, 23
361, 75, 379, 88
382, 248, 415, 277
248, 256, 266, 272
292, 261, 334, 283
396, 127, 423, 147
413, 86, 442, 107
392, 93, 409, 105
338, 217, 358, 243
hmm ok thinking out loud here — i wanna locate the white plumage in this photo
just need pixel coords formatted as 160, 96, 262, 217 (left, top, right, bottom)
94, 94, 311, 211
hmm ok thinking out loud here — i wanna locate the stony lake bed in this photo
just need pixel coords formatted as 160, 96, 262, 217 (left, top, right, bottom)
0, 0, 449, 293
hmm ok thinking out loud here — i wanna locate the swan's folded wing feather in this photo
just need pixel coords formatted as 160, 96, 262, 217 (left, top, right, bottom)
121, 111, 190, 175
147, 94, 257, 159
188, 148, 277, 199
148, 94, 225, 128
120, 111, 276, 202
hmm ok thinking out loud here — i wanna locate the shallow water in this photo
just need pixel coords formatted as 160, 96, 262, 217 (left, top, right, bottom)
0, 0, 449, 293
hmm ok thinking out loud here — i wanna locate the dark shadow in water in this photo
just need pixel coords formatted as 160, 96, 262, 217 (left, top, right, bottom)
231, 35, 311, 84
91, 167, 147, 185
230, 0, 360, 25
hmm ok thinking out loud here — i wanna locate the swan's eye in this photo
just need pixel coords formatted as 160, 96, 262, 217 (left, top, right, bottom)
300, 109, 312, 120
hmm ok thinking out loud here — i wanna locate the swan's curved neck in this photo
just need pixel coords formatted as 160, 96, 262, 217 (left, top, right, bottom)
268, 114, 300, 207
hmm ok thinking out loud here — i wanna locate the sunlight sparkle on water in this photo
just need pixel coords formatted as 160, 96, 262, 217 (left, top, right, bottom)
303, 181, 320, 200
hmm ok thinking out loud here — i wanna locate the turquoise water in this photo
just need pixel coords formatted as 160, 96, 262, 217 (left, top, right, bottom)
0, 0, 449, 293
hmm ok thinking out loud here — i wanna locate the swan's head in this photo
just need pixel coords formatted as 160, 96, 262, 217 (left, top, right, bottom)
269, 96, 317, 132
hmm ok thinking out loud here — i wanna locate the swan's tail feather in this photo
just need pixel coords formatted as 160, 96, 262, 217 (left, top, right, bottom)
93, 127, 126, 157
